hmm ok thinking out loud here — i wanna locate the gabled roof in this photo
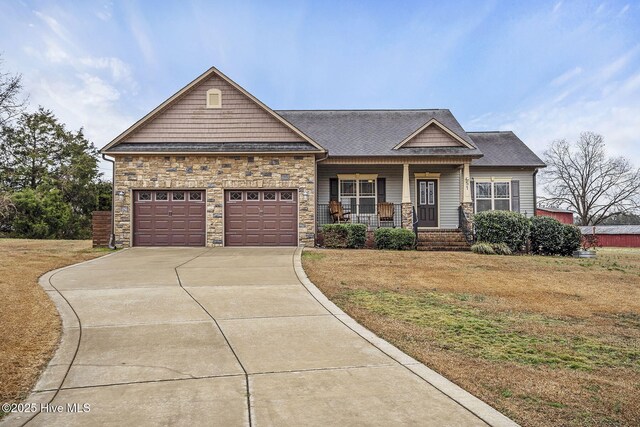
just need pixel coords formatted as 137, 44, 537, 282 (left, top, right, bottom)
393, 118, 474, 149
101, 66, 325, 154
468, 131, 546, 167
277, 109, 482, 157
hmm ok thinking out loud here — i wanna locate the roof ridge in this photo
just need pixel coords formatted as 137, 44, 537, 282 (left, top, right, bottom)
467, 130, 514, 134
276, 108, 448, 112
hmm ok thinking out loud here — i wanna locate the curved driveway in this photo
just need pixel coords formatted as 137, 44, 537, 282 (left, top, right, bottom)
5, 247, 515, 427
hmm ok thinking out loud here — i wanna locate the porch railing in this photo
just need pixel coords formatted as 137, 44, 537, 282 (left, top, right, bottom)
317, 203, 402, 229
458, 205, 475, 244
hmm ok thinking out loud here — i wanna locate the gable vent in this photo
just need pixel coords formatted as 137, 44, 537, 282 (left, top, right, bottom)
206, 88, 222, 108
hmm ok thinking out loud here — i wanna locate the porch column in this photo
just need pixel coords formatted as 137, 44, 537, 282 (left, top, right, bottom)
401, 163, 413, 230
461, 161, 474, 230
462, 162, 472, 203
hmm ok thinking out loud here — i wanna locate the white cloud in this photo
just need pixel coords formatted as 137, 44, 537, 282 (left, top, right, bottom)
551, 67, 583, 86
490, 69, 640, 167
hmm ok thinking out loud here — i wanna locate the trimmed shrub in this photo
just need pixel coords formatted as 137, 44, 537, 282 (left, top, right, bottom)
321, 223, 367, 248
560, 224, 582, 256
474, 211, 530, 252
374, 228, 415, 250
471, 242, 495, 255
530, 216, 564, 255
491, 242, 512, 255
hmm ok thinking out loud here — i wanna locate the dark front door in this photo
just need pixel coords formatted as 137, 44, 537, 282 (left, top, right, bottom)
133, 190, 206, 246
224, 190, 298, 246
416, 179, 438, 228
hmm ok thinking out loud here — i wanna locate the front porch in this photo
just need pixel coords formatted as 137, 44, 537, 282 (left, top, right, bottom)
316, 160, 474, 234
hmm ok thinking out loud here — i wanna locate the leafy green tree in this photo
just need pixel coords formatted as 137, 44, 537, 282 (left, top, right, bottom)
11, 188, 72, 239
1, 108, 111, 238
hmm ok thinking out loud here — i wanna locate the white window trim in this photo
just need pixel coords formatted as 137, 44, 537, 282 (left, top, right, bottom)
474, 180, 512, 213
337, 174, 378, 216
206, 88, 222, 108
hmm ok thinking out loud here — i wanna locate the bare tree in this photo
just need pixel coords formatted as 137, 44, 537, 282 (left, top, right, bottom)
541, 132, 640, 225
0, 54, 27, 126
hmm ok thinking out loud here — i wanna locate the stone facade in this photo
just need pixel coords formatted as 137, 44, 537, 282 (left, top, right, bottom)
113, 154, 316, 247
401, 202, 413, 230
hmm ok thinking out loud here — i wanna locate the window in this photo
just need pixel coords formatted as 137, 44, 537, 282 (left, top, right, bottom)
338, 175, 377, 215
155, 191, 168, 201
475, 181, 510, 213
247, 191, 259, 201
427, 182, 435, 205
138, 191, 151, 201
229, 191, 242, 201
264, 191, 276, 201
189, 191, 202, 201
280, 191, 293, 201
206, 88, 222, 108
173, 192, 185, 201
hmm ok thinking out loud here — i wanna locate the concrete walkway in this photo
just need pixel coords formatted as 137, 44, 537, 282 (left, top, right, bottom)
3, 247, 517, 427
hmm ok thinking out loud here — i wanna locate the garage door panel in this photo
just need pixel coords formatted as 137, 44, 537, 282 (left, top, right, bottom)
224, 190, 297, 247
134, 190, 205, 247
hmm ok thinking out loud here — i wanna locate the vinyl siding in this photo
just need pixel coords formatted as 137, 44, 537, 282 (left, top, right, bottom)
126, 73, 304, 143
470, 168, 537, 217
317, 165, 403, 205
404, 124, 464, 147
317, 164, 461, 228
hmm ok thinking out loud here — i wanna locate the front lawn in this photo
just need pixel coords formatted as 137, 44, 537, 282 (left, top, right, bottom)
302, 248, 640, 427
0, 239, 107, 415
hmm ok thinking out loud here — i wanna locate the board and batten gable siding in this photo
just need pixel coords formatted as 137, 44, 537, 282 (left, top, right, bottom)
125, 74, 304, 143
469, 168, 536, 217
403, 124, 464, 147
317, 164, 461, 229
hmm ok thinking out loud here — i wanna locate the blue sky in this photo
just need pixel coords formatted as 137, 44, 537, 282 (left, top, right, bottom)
1, 0, 639, 177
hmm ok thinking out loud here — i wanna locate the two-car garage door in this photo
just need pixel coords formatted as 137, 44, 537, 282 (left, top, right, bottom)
133, 189, 298, 247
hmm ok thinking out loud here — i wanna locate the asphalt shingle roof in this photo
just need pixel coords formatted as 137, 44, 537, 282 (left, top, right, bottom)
468, 131, 546, 167
277, 109, 482, 157
578, 225, 640, 235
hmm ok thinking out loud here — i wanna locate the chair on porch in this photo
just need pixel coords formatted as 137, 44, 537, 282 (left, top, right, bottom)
329, 200, 351, 223
377, 202, 395, 225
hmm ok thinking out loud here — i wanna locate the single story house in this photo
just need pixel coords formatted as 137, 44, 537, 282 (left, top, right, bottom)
536, 207, 574, 224
579, 225, 640, 248
100, 67, 546, 248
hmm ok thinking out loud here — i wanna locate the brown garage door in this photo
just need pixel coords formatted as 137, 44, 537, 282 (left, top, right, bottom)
133, 190, 206, 246
225, 190, 297, 246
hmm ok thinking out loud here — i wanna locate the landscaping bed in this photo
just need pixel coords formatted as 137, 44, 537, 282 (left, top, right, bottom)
302, 248, 640, 427
0, 239, 107, 414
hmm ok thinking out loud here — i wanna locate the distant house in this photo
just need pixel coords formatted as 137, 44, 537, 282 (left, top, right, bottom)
579, 226, 640, 248
536, 207, 574, 224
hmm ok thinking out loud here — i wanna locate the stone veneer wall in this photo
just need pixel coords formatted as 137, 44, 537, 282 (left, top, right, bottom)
113, 154, 316, 247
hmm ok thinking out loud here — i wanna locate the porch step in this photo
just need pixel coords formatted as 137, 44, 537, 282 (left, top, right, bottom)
416, 229, 471, 251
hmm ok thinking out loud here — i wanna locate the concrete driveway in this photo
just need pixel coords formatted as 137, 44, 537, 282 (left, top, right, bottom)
5, 247, 516, 427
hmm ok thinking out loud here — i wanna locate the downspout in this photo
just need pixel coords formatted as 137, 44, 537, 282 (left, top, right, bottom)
533, 169, 538, 217
101, 154, 117, 249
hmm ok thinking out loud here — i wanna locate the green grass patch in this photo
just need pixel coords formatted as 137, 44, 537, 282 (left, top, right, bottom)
340, 289, 640, 371
302, 251, 325, 261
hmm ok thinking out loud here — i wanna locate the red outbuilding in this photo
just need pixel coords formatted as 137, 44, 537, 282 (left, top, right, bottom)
536, 207, 574, 224
579, 226, 640, 248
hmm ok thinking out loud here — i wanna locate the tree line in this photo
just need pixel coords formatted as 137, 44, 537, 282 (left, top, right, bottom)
0, 56, 111, 239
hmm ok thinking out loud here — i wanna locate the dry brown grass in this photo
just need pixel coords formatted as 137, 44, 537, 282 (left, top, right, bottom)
303, 248, 640, 427
0, 239, 107, 407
